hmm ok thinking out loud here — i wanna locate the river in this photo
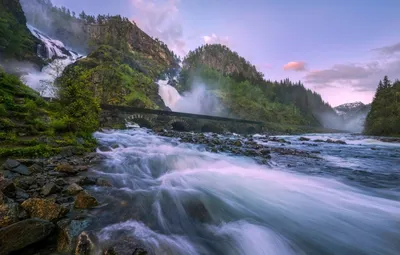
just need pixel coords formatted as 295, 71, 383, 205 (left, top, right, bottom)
82, 129, 400, 255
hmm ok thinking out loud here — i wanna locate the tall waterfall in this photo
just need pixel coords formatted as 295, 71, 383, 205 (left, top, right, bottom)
21, 25, 82, 97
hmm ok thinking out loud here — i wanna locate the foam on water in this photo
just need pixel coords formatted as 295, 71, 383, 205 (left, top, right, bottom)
90, 129, 400, 255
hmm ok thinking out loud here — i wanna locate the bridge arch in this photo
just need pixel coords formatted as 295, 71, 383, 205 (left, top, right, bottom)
246, 126, 257, 134
126, 114, 154, 129
169, 119, 190, 132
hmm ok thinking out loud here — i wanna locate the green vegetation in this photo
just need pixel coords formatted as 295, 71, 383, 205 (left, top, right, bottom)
56, 44, 172, 133
179, 44, 336, 127
364, 76, 400, 136
0, 0, 42, 64
0, 69, 96, 158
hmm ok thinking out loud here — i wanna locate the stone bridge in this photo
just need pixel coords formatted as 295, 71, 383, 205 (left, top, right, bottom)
100, 104, 263, 134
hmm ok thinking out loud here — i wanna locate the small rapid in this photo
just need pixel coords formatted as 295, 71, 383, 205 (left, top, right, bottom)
86, 129, 400, 255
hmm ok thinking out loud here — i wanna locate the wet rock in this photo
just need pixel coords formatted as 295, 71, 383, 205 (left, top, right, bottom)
98, 146, 112, 152
21, 198, 69, 222
41, 182, 59, 196
29, 163, 44, 173
57, 219, 91, 253
233, 140, 242, 147
102, 237, 148, 255
259, 149, 271, 155
0, 219, 54, 255
314, 139, 324, 143
15, 187, 30, 201
96, 178, 113, 187
0, 201, 20, 227
11, 164, 31, 176
75, 231, 95, 255
2, 159, 21, 170
74, 191, 98, 209
299, 137, 310, 141
14, 176, 35, 190
0, 178, 16, 197
56, 163, 77, 174
65, 183, 84, 195
55, 178, 68, 187
183, 199, 211, 223
0, 191, 4, 205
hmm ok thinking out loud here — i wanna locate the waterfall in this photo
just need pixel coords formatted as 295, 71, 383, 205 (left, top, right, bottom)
21, 25, 82, 97
158, 79, 226, 116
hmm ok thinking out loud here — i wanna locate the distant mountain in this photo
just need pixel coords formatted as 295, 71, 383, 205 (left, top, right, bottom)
334, 102, 371, 133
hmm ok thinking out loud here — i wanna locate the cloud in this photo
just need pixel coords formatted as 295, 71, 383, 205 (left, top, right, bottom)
304, 58, 400, 92
203, 33, 230, 46
373, 42, 400, 55
283, 61, 307, 71
131, 0, 187, 56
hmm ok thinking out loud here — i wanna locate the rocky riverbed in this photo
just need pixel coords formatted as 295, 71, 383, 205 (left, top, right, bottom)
0, 151, 115, 255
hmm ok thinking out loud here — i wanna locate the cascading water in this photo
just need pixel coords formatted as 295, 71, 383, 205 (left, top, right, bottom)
158, 79, 226, 116
21, 25, 82, 97
85, 129, 400, 254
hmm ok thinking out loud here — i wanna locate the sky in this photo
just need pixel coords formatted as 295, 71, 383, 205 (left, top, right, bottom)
52, 0, 400, 107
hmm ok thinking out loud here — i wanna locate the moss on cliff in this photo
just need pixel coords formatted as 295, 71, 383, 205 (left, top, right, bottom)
0, 0, 42, 65
0, 69, 96, 158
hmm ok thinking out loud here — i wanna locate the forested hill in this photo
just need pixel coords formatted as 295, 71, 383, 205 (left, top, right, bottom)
20, 0, 180, 69
179, 44, 338, 128
365, 76, 400, 136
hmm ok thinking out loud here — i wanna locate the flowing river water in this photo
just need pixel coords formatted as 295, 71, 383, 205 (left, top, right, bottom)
83, 129, 400, 255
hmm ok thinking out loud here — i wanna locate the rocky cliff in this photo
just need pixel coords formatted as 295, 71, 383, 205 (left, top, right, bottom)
0, 0, 43, 65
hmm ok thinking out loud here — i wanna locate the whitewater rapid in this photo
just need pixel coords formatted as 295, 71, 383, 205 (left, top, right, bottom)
87, 129, 400, 255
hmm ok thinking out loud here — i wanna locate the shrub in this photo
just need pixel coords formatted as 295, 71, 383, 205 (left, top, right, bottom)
0, 104, 7, 116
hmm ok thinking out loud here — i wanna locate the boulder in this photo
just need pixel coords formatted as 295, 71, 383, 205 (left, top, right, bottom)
57, 219, 91, 253
96, 178, 113, 187
0, 201, 20, 227
41, 182, 59, 196
299, 137, 310, 141
0, 191, 4, 205
56, 163, 77, 174
14, 176, 35, 190
0, 178, 16, 197
1, 159, 20, 170
75, 231, 95, 255
29, 163, 44, 173
21, 198, 68, 222
11, 164, 31, 176
74, 191, 98, 209
65, 183, 84, 195
0, 219, 54, 255
102, 237, 148, 255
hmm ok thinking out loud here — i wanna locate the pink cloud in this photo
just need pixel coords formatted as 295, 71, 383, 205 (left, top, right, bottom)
203, 33, 230, 46
130, 0, 187, 56
283, 61, 307, 71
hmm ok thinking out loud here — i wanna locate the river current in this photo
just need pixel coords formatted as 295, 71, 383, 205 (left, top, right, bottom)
87, 129, 399, 255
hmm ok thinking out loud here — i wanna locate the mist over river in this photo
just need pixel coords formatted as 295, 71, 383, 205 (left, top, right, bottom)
80, 129, 400, 255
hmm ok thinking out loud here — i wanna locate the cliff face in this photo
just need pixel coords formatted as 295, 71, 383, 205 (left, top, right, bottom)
0, 0, 42, 65
86, 19, 178, 71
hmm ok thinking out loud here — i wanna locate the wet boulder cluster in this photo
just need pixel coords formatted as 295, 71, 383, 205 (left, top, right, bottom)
0, 153, 115, 255
156, 130, 321, 162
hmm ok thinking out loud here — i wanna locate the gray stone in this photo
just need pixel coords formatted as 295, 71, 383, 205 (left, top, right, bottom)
0, 201, 20, 227
96, 178, 113, 187
2, 159, 20, 170
15, 188, 30, 200
41, 182, 59, 196
29, 163, 44, 173
65, 183, 83, 195
57, 219, 91, 253
0, 219, 54, 255
0, 178, 16, 197
11, 164, 31, 176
